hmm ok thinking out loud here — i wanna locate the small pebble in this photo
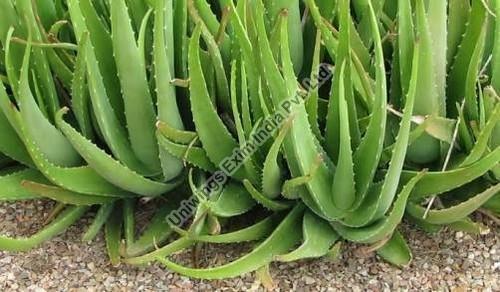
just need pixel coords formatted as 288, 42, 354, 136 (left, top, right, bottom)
0, 201, 498, 290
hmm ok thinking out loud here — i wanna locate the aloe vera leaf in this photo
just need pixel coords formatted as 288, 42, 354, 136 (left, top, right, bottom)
229, 61, 260, 184
461, 104, 500, 166
340, 182, 383, 227
0, 206, 88, 252
188, 25, 246, 181
125, 201, 185, 257
37, 0, 57, 29
17, 41, 81, 167
344, 38, 419, 225
263, 0, 303, 73
325, 0, 354, 161
0, 0, 23, 73
190, 7, 231, 113
209, 181, 256, 217
348, 16, 372, 72
447, 0, 487, 115
403, 147, 500, 200
124, 236, 194, 265
70, 0, 124, 123
110, 0, 159, 171
0, 168, 50, 201
193, 215, 278, 244
124, 0, 148, 30
356, 0, 386, 47
82, 203, 115, 242
447, 0, 471, 64
261, 119, 291, 199
0, 104, 32, 166
56, 110, 180, 196
457, 103, 475, 151
448, 217, 490, 235
354, 0, 397, 214
16, 0, 60, 119
407, 183, 500, 225
152, 0, 185, 180
191, 0, 231, 62
156, 121, 198, 146
82, 35, 155, 175
376, 230, 412, 267
157, 204, 305, 279
276, 211, 340, 262
483, 87, 500, 148
333, 171, 425, 244
243, 179, 294, 211
45, 47, 73, 90
406, 0, 440, 164
239, 62, 253, 139
305, 31, 324, 141
226, 0, 264, 122
268, 11, 285, 62
349, 0, 388, 207
156, 132, 216, 172
71, 32, 94, 140
105, 206, 122, 266
331, 62, 356, 210
122, 199, 135, 246
492, 0, 500, 92
200, 50, 217, 105
307, 1, 374, 107
30, 69, 49, 119
341, 0, 361, 146
464, 24, 487, 121
301, 0, 332, 76
21, 181, 115, 205
252, 0, 341, 220
427, 0, 447, 114
173, 0, 188, 80
17, 106, 133, 198
397, 0, 414, 96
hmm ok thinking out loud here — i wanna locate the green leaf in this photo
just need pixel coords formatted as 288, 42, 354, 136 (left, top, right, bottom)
376, 230, 412, 267
209, 182, 256, 217
243, 179, 294, 211
403, 147, 500, 200
193, 215, 278, 244
0, 168, 49, 201
333, 171, 425, 244
56, 109, 181, 197
0, 206, 88, 252
406, 183, 500, 225
111, 0, 159, 170
188, 25, 245, 181
105, 206, 123, 266
153, 1, 185, 182
82, 203, 115, 242
276, 211, 339, 262
20, 181, 115, 205
156, 204, 305, 279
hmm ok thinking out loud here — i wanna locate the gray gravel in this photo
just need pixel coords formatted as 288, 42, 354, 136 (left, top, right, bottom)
0, 200, 499, 291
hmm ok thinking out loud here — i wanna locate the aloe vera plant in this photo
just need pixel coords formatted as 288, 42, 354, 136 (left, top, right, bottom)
0, 0, 498, 281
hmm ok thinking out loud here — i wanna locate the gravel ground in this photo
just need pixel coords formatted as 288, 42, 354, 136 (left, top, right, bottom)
0, 200, 498, 291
